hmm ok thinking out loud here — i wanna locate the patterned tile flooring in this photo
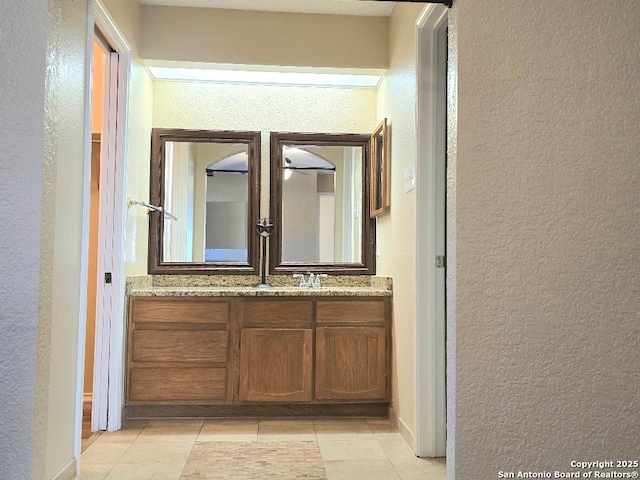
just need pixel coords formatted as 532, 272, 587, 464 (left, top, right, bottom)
79, 418, 446, 480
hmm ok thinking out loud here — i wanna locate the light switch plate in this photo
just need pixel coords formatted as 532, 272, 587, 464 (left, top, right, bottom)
404, 165, 415, 192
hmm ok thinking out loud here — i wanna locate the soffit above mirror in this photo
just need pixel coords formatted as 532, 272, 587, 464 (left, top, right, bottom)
138, 6, 389, 70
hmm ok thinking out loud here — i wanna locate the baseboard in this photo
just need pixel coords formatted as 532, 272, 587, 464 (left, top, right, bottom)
125, 403, 389, 419
389, 406, 415, 450
51, 458, 76, 480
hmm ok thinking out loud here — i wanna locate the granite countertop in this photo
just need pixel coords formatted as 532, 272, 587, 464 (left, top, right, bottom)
126, 275, 392, 297
128, 285, 391, 297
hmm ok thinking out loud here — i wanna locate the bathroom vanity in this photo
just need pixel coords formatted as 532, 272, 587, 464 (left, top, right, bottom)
125, 279, 392, 418
127, 126, 392, 418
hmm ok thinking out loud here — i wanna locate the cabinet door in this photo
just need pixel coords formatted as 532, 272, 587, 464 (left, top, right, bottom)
315, 326, 387, 401
239, 328, 312, 402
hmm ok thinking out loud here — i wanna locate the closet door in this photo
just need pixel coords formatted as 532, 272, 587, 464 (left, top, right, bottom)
93, 49, 122, 432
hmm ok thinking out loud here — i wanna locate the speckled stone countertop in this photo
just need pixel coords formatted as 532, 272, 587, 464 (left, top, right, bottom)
127, 275, 392, 297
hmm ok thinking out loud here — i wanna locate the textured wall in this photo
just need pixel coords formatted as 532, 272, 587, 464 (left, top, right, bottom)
0, 1, 48, 478
100, 0, 155, 275
123, 62, 154, 275
152, 81, 377, 220
452, 1, 640, 477
375, 3, 425, 445
140, 5, 388, 70
1, 1, 88, 477
445, 6, 458, 478
38, 0, 89, 477
0, 0, 89, 477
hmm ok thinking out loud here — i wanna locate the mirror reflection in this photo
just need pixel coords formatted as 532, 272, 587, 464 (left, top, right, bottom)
281, 145, 362, 264
149, 128, 260, 275
270, 132, 375, 275
163, 141, 249, 263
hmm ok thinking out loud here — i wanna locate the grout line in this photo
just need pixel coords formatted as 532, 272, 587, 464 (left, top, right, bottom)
97, 463, 117, 480
178, 435, 200, 480
378, 435, 404, 480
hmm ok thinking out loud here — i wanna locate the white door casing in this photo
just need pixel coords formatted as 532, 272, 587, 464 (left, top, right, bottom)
93, 0, 130, 434
76, 2, 130, 458
415, 3, 448, 458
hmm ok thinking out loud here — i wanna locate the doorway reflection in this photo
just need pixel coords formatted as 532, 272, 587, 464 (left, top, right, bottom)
281, 145, 362, 264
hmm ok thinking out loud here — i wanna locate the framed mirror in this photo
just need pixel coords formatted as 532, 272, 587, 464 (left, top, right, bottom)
370, 118, 389, 218
149, 128, 261, 274
269, 132, 376, 275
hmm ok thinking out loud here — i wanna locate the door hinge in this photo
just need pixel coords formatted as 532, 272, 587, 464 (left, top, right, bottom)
105, 272, 112, 283
436, 256, 446, 269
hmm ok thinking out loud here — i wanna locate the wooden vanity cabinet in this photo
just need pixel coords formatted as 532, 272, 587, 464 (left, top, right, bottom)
126, 295, 390, 413
239, 297, 389, 404
315, 300, 388, 402
126, 297, 232, 405
239, 299, 313, 402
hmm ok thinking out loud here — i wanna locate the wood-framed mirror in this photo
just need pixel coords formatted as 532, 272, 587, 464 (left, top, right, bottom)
149, 128, 261, 275
269, 131, 376, 275
370, 118, 389, 217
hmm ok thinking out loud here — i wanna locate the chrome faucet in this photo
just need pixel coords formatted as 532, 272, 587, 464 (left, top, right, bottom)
292, 273, 327, 288
293, 273, 308, 288
312, 274, 328, 288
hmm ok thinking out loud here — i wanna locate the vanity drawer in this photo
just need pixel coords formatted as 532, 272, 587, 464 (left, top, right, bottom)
130, 297, 229, 324
129, 367, 227, 403
241, 299, 313, 327
131, 329, 228, 363
316, 299, 386, 325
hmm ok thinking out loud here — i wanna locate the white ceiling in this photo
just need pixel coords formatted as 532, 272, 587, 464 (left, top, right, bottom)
138, 0, 395, 17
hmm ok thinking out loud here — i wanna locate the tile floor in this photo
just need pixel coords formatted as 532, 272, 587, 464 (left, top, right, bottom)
79, 418, 446, 480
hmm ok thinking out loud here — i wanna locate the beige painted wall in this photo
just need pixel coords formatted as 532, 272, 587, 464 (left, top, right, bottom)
151, 81, 377, 221
101, 0, 141, 49
124, 61, 154, 275
35, 0, 89, 477
140, 5, 388, 70
101, 0, 155, 276
451, 1, 640, 477
375, 3, 425, 445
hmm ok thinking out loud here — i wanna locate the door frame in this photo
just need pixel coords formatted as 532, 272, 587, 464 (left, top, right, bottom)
76, 0, 130, 457
92, 0, 130, 434
415, 3, 448, 458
